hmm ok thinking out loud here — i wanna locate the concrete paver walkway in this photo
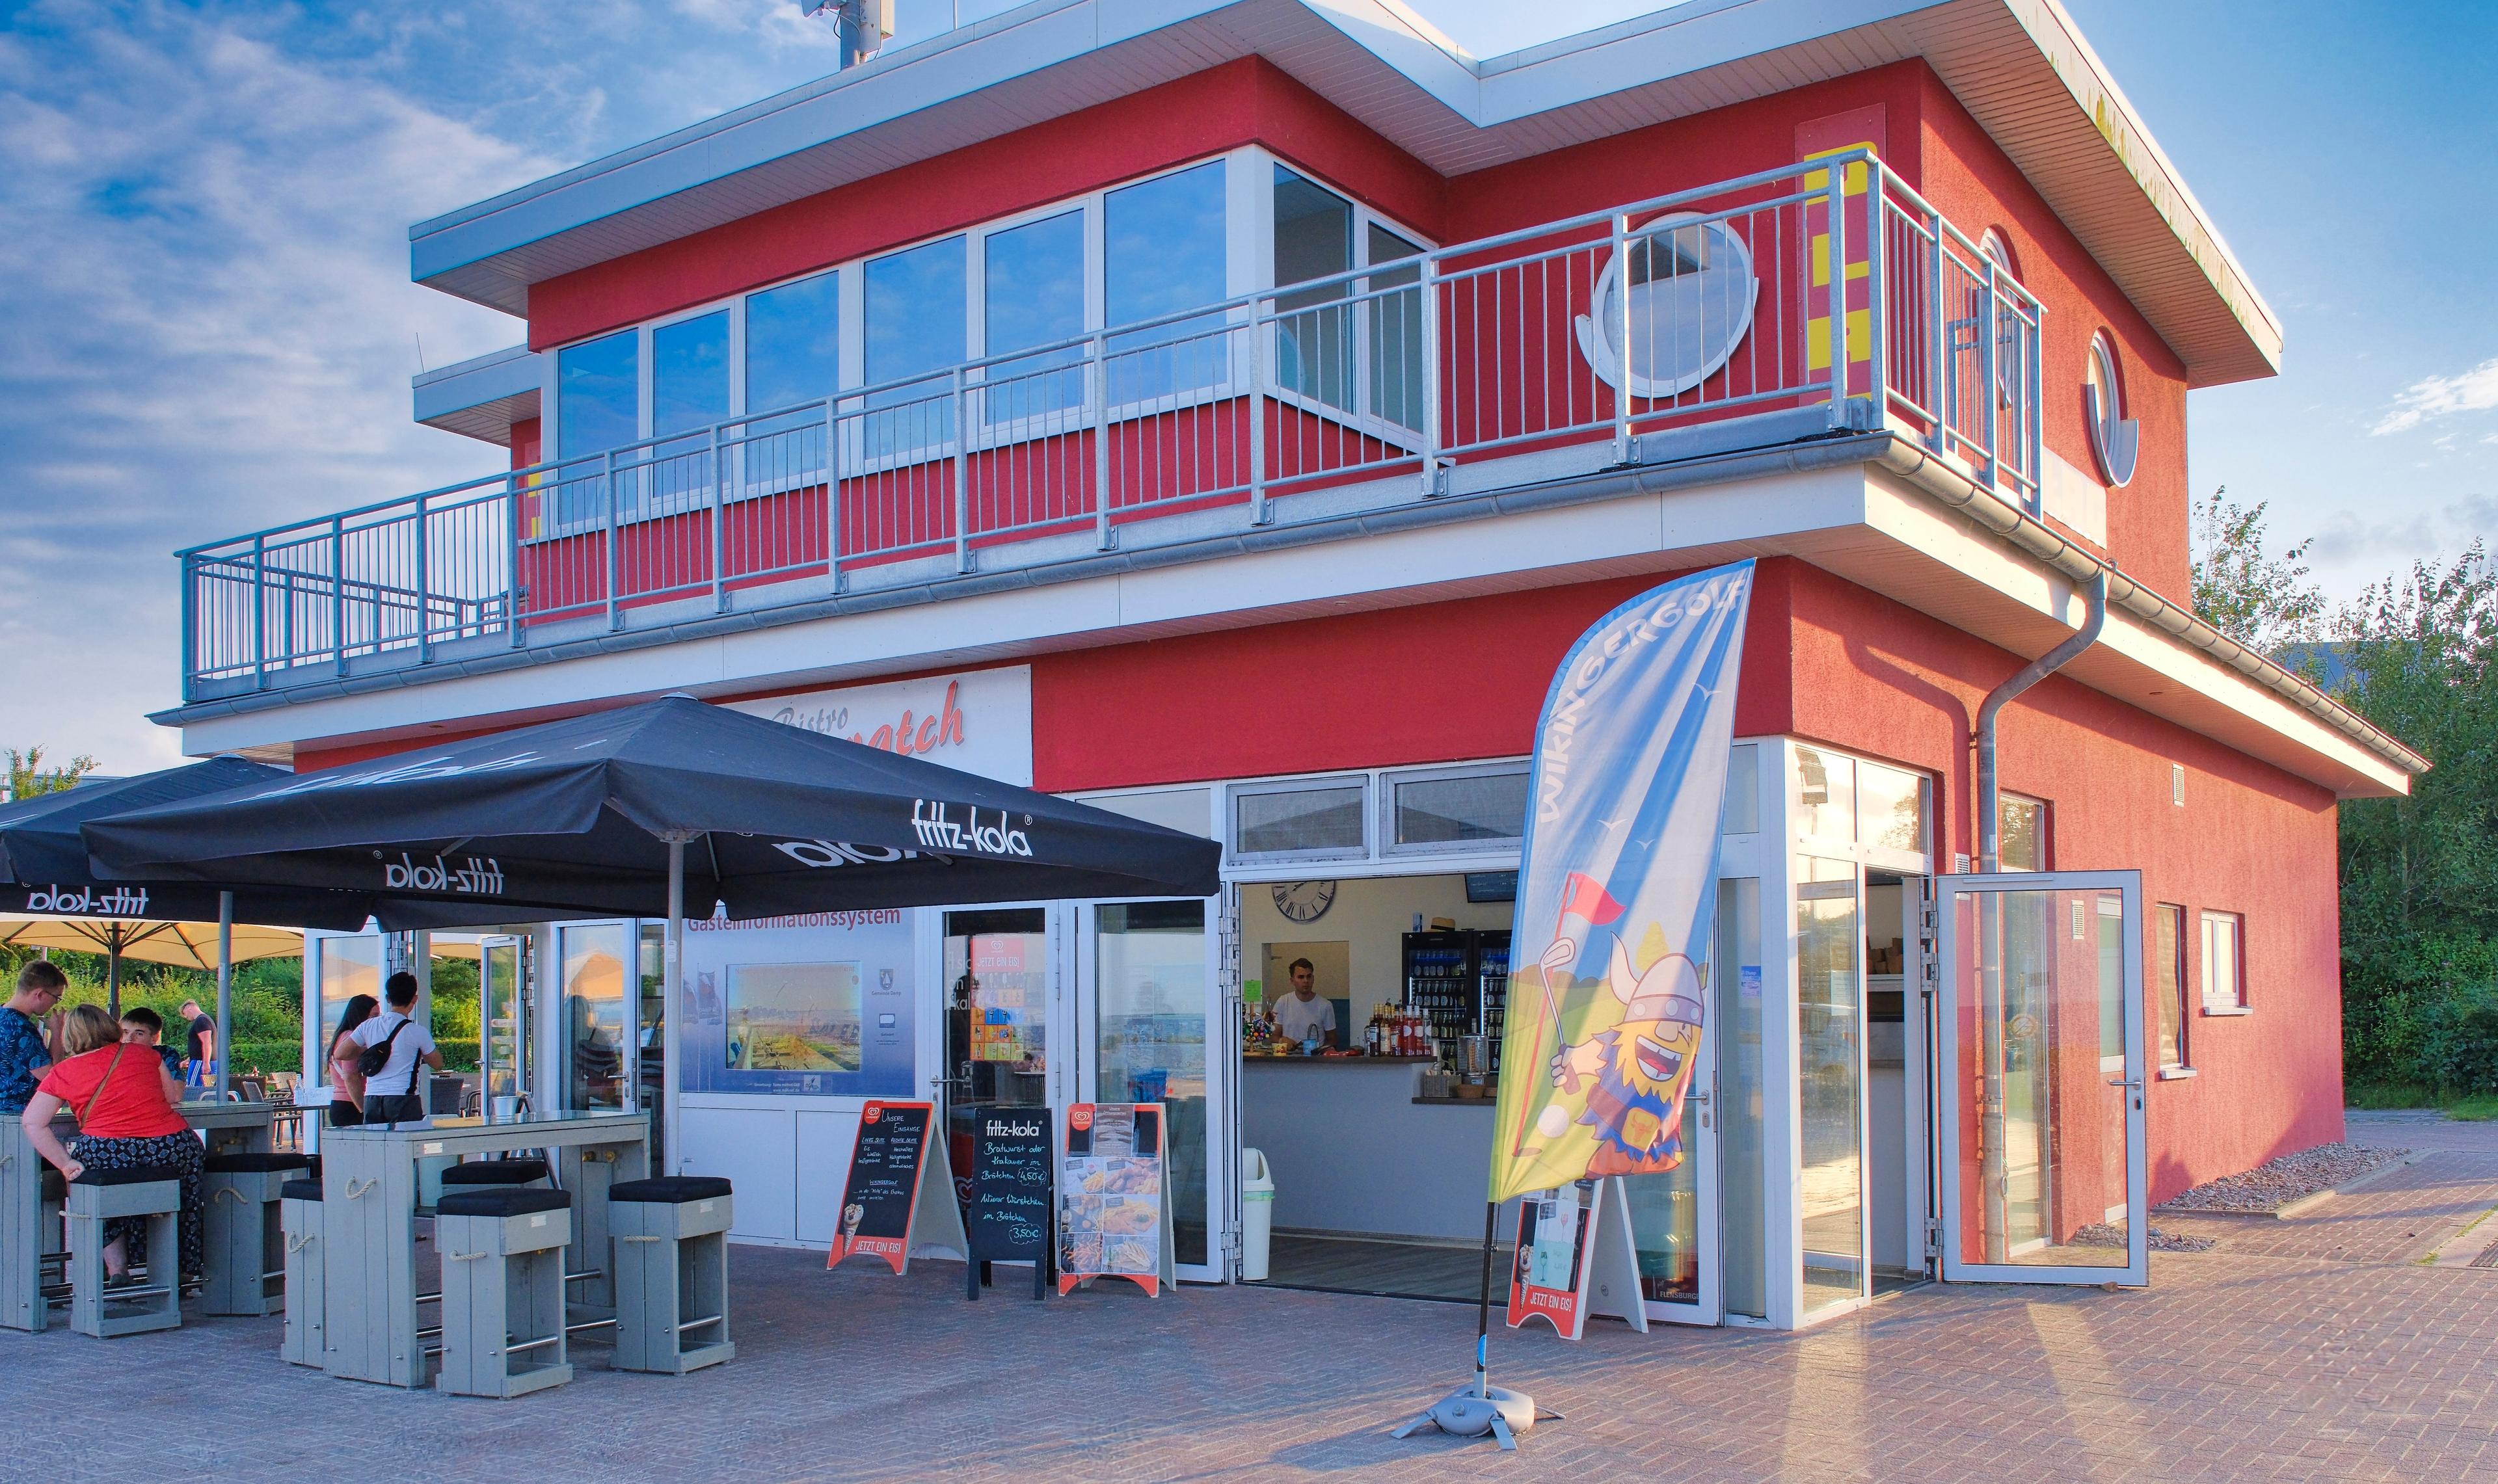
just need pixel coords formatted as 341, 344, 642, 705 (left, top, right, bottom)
4, 1112, 2491, 1481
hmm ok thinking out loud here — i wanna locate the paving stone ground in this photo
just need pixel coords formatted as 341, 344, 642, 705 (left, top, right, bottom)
5, 1112, 2493, 1483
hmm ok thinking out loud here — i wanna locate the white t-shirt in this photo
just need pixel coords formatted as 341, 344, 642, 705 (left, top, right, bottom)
1272, 992, 1337, 1046
350, 1011, 438, 1097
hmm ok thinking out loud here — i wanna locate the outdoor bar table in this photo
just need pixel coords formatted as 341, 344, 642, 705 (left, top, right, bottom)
319, 1111, 649, 1388
181, 1101, 276, 1158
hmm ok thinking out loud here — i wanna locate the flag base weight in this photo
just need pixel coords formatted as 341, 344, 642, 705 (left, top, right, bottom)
1391, 1386, 1549, 1451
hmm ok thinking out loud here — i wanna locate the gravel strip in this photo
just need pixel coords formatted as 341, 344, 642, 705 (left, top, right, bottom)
2154, 1142, 2410, 1214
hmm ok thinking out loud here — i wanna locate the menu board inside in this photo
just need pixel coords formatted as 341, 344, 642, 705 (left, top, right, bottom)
967, 1107, 1053, 1299
1057, 1102, 1172, 1297
827, 1100, 933, 1274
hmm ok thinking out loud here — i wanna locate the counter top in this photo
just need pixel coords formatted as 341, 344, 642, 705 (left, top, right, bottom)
1241, 1055, 1438, 1067
1411, 1095, 1497, 1106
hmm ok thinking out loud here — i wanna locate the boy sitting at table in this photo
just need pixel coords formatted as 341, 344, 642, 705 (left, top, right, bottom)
120, 1007, 184, 1078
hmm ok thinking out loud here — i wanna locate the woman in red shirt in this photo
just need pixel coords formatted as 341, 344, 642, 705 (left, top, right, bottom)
21, 1004, 202, 1282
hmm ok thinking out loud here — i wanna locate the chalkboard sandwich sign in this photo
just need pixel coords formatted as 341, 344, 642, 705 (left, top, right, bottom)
827, 1100, 967, 1276
965, 1106, 1054, 1300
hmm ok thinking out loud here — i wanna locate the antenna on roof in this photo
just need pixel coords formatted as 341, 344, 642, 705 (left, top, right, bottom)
803, 0, 895, 68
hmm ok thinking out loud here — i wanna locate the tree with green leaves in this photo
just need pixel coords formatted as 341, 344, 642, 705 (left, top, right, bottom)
2189, 486, 2328, 653
5, 746, 96, 802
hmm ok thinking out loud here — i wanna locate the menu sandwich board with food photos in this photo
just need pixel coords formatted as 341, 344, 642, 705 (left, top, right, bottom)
966, 1107, 1054, 1301
826, 1100, 967, 1276
1505, 1176, 1649, 1340
1056, 1102, 1174, 1297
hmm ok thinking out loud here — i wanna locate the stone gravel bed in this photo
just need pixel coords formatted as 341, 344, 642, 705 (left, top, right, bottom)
2155, 1142, 2410, 1215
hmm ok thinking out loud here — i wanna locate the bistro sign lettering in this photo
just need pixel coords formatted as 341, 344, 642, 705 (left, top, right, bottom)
724, 666, 1034, 786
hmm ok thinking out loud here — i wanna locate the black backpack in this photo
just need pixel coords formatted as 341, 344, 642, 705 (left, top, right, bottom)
356, 1017, 412, 1080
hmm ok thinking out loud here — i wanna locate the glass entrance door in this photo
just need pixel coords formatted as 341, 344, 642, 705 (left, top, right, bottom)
559, 921, 632, 1113
941, 908, 1056, 1213
1082, 900, 1222, 1282
479, 936, 527, 1119
1935, 871, 2145, 1285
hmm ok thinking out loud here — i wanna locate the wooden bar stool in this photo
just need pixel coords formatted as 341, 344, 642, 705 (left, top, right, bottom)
1, 1120, 68, 1333
202, 1152, 312, 1317
608, 1176, 736, 1375
435, 1186, 572, 1399
66, 1167, 183, 1338
279, 1176, 325, 1368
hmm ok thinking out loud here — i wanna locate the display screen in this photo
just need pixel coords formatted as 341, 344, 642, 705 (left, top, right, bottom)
725, 962, 861, 1072
680, 911, 915, 1097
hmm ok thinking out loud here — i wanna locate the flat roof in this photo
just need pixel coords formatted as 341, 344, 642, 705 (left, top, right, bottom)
410, 0, 2281, 388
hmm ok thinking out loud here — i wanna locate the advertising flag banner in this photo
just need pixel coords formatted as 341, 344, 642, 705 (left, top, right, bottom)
1488, 562, 1754, 1205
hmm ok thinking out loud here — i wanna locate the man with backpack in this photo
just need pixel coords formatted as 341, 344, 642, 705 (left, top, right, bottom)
349, 972, 444, 1126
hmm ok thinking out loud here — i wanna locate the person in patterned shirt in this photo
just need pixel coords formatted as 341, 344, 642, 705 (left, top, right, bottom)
0, 960, 68, 1115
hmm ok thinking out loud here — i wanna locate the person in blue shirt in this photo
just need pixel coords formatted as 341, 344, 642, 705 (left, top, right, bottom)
0, 961, 68, 1116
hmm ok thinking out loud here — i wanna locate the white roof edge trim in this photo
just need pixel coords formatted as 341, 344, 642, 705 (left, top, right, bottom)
412, 343, 536, 390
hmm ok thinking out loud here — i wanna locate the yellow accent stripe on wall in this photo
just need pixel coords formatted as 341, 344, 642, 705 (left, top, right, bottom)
1805, 310, 1873, 369
1811, 235, 1870, 288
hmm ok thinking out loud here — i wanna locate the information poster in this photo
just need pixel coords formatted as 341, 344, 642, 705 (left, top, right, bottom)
1508, 1183, 1594, 1336
681, 910, 914, 1096
827, 1100, 933, 1274
1056, 1102, 1170, 1297
967, 1107, 1053, 1299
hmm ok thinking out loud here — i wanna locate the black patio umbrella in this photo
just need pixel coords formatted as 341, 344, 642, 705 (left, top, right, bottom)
82, 696, 1221, 916
1, 758, 390, 1087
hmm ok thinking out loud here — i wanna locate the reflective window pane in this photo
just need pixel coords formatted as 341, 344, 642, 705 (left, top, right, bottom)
2201, 911, 2243, 1011
1857, 761, 1927, 855
982, 211, 1086, 421
1097, 901, 1208, 1267
1798, 875, 1862, 1316
2154, 903, 2186, 1068
1722, 743, 1760, 835
1998, 795, 2046, 871
1273, 166, 1354, 412
1084, 788, 1213, 839
556, 329, 639, 458
943, 907, 1051, 1191
1794, 745, 1854, 841
652, 311, 729, 438
745, 270, 840, 416
1715, 876, 1766, 1317
1105, 162, 1228, 403
563, 922, 631, 1113
865, 235, 967, 451
313, 935, 384, 1090
1234, 783, 1365, 856
481, 940, 524, 1110
1392, 771, 1527, 846
1366, 222, 1426, 430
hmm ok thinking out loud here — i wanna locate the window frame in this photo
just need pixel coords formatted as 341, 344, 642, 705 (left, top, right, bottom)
1377, 759, 1531, 859
2153, 900, 2193, 1075
2199, 908, 2248, 1016
1263, 161, 1437, 446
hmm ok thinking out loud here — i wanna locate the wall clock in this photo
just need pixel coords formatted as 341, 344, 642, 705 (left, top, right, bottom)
1271, 881, 1337, 924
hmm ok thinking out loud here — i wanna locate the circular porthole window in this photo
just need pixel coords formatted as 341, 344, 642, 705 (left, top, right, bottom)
2084, 331, 2138, 486
1573, 214, 1759, 399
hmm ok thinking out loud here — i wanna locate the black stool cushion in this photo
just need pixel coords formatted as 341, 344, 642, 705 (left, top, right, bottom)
436, 1186, 571, 1219
204, 1152, 315, 1174
439, 1159, 550, 1187
608, 1176, 732, 1204
71, 1165, 184, 1187
40, 1169, 66, 1203
280, 1179, 323, 1202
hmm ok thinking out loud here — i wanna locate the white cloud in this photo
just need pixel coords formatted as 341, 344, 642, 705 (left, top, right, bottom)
2370, 355, 2498, 436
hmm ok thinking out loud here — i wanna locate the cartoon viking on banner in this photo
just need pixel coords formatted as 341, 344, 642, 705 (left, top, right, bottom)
1544, 933, 1706, 1178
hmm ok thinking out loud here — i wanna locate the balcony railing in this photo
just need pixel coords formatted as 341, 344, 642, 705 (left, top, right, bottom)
180, 150, 2043, 701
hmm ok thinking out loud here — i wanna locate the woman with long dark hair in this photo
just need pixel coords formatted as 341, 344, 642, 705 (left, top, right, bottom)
325, 994, 380, 1127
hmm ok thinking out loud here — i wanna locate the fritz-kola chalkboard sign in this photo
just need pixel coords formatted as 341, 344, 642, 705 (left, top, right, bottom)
966, 1107, 1054, 1300
826, 1100, 965, 1276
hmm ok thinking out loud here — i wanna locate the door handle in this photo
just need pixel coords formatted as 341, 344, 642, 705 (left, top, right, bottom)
2106, 1077, 2143, 1091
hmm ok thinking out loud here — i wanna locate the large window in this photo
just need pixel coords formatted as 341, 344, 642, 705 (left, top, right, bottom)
744, 270, 840, 419
1105, 161, 1228, 401
865, 235, 968, 451
2154, 902, 2189, 1069
651, 311, 730, 438
556, 329, 639, 459
982, 209, 1086, 422
310, 934, 384, 1089
2200, 910, 2246, 1014
1996, 793, 2047, 872
561, 921, 632, 1113
1231, 778, 1367, 861
1385, 766, 1527, 853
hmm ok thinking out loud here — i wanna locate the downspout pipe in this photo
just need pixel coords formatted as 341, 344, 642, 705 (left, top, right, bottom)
1977, 569, 2108, 871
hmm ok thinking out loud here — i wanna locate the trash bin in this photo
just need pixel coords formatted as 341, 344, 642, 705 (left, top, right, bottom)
1241, 1148, 1275, 1281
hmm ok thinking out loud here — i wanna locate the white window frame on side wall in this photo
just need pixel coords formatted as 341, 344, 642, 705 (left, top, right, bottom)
2199, 908, 2248, 1016
1375, 758, 1531, 860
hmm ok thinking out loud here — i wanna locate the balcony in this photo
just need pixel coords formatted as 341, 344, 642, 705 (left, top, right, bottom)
178, 150, 2044, 704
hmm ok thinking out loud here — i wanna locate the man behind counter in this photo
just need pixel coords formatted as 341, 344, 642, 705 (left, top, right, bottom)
1270, 958, 1337, 1050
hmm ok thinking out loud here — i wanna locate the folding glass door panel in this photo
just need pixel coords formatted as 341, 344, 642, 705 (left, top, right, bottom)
1082, 900, 1223, 1282
479, 936, 527, 1119
559, 921, 633, 1113
1935, 871, 2146, 1286
942, 908, 1058, 1213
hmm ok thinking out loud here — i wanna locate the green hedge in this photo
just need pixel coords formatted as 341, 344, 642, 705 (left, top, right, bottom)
224, 1039, 480, 1076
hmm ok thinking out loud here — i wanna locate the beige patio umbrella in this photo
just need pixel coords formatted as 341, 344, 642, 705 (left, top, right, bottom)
0, 914, 302, 1016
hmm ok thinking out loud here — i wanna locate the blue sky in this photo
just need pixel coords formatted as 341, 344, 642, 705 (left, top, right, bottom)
0, 0, 2488, 772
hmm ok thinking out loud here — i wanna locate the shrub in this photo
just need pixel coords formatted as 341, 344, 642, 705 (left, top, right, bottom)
2421, 983, 2498, 1097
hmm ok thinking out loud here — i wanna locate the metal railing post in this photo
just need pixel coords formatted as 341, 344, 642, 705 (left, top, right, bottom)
1926, 207, 1946, 451
604, 449, 621, 631
2026, 304, 2045, 515
710, 425, 729, 612
413, 490, 431, 664
1864, 158, 1887, 432
1825, 164, 1849, 429
1418, 257, 1441, 496
1248, 308, 1269, 525
330, 517, 347, 673
1092, 334, 1112, 550
826, 397, 846, 590
952, 367, 971, 574
505, 473, 525, 646
1980, 253, 2000, 482
1613, 214, 1635, 465
178, 552, 198, 701
250, 534, 267, 690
